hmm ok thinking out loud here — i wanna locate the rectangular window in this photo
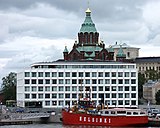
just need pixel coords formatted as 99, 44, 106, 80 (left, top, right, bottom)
65, 79, 70, 84
38, 94, 43, 99
105, 86, 110, 91
52, 79, 57, 84
125, 72, 129, 77
31, 79, 36, 84
72, 86, 77, 91
85, 79, 90, 84
118, 93, 123, 98
92, 79, 97, 84
52, 72, 57, 77
72, 72, 77, 77
38, 72, 43, 77
72, 79, 77, 84
38, 87, 43, 91
92, 86, 97, 91
52, 94, 57, 98
131, 86, 136, 91
45, 86, 50, 91
59, 86, 64, 91
98, 72, 103, 77
72, 94, 77, 98
112, 93, 116, 98
118, 79, 123, 84
65, 94, 70, 98
59, 101, 64, 106
112, 79, 116, 84
125, 93, 130, 98
38, 79, 43, 84
105, 72, 110, 77
92, 93, 97, 98
59, 79, 64, 84
131, 93, 136, 98
31, 72, 36, 77
118, 86, 123, 91
25, 94, 30, 99
105, 79, 110, 84
118, 100, 123, 105
85, 72, 90, 77
45, 72, 50, 77
131, 79, 136, 84
98, 79, 103, 84
59, 93, 64, 98
25, 72, 30, 77
45, 94, 50, 98
45, 101, 50, 106
125, 79, 129, 84
52, 87, 57, 91
45, 79, 50, 84
99, 86, 103, 91
125, 86, 129, 91
65, 86, 70, 91
131, 72, 136, 77
25, 86, 30, 91
25, 79, 30, 84
105, 93, 110, 98
112, 86, 116, 91
79, 72, 83, 77
65, 72, 70, 77
118, 72, 123, 77
32, 94, 36, 99
92, 72, 97, 77
131, 100, 136, 105
112, 72, 116, 77
125, 100, 130, 105
52, 101, 57, 106
59, 72, 63, 77
31, 86, 37, 91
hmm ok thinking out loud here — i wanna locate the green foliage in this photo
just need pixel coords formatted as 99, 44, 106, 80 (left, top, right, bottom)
155, 90, 160, 105
145, 69, 160, 81
2, 72, 17, 103
138, 73, 146, 98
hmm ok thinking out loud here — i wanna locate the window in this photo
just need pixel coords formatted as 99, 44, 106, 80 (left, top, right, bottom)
45, 94, 50, 98
118, 93, 123, 98
45, 101, 50, 106
131, 72, 136, 77
65, 79, 70, 84
118, 100, 123, 105
52, 79, 57, 84
125, 86, 129, 91
131, 86, 136, 91
105, 93, 110, 98
127, 52, 130, 57
31, 79, 36, 84
72, 72, 77, 77
25, 72, 30, 77
72, 86, 77, 91
52, 72, 57, 77
112, 72, 116, 77
59, 86, 63, 91
112, 93, 116, 98
79, 72, 83, 77
92, 93, 97, 98
31, 72, 36, 77
25, 94, 30, 99
92, 79, 97, 84
59, 79, 64, 84
52, 87, 57, 91
25, 86, 30, 91
59, 101, 64, 106
38, 79, 43, 84
105, 86, 110, 91
72, 79, 77, 84
118, 79, 123, 84
92, 86, 97, 91
105, 79, 110, 84
59, 94, 64, 98
125, 79, 129, 84
125, 72, 129, 77
85, 79, 90, 84
32, 94, 36, 99
112, 100, 116, 105
38, 87, 43, 91
118, 72, 123, 77
131, 79, 136, 84
31, 86, 37, 91
25, 79, 30, 84
92, 72, 97, 77
45, 72, 50, 77
131, 100, 136, 105
52, 101, 57, 106
85, 72, 90, 77
65, 72, 70, 77
98, 72, 103, 77
65, 94, 70, 98
112, 86, 116, 91
79, 79, 83, 84
105, 72, 110, 77
125, 93, 130, 98
59, 72, 63, 77
99, 86, 103, 91
52, 94, 57, 98
112, 79, 116, 84
45, 79, 50, 84
131, 93, 136, 98
45, 86, 50, 91
98, 79, 103, 84
38, 94, 43, 99
118, 86, 123, 91
65, 86, 70, 91
125, 100, 130, 105
38, 72, 43, 77
72, 94, 77, 98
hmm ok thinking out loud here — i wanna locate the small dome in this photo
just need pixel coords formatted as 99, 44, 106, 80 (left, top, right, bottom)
86, 8, 91, 13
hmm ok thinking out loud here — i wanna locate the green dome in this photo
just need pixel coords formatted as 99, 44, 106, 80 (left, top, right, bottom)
80, 8, 97, 33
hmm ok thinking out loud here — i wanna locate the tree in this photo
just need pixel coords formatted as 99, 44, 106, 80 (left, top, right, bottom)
1, 72, 17, 103
155, 90, 160, 105
138, 73, 146, 98
145, 69, 159, 81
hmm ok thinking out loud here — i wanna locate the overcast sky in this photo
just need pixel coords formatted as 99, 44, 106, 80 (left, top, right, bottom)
0, 0, 160, 85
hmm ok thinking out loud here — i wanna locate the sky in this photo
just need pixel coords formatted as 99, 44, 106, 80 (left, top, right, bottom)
0, 0, 160, 86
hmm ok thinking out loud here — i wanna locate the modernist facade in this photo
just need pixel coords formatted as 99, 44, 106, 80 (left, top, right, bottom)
17, 8, 138, 108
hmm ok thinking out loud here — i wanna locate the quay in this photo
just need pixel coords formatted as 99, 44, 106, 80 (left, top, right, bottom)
0, 119, 33, 126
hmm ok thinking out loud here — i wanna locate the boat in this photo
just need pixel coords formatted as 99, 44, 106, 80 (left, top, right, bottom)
62, 87, 148, 126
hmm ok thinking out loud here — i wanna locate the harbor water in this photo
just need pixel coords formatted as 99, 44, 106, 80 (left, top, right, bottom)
0, 123, 154, 128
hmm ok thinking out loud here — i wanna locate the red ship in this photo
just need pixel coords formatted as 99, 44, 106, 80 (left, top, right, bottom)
62, 87, 148, 126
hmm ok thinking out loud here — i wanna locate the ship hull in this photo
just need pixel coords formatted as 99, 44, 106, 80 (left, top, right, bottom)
62, 110, 148, 127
